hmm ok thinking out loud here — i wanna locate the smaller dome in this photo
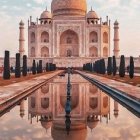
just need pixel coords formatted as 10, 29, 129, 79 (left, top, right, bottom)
87, 8, 99, 19
41, 121, 52, 130
40, 9, 52, 19
87, 115, 99, 130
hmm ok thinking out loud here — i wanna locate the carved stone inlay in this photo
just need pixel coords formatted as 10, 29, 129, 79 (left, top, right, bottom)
57, 25, 80, 35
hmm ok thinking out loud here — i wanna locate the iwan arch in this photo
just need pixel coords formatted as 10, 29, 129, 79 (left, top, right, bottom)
18, 0, 120, 68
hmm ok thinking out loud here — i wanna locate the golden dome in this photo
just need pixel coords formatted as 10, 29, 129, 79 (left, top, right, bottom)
51, 0, 87, 17
40, 9, 52, 19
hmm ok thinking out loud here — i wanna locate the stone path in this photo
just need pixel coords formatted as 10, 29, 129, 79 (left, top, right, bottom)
78, 71, 140, 101
0, 70, 63, 105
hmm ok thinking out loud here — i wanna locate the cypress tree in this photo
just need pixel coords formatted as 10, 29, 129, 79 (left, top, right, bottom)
90, 63, 92, 72
22, 55, 27, 76
49, 63, 53, 71
37, 62, 39, 74
107, 57, 112, 75
46, 63, 49, 72
39, 60, 43, 73
32, 60, 36, 75
119, 55, 125, 77
101, 59, 106, 74
92, 63, 94, 72
129, 56, 134, 79
15, 53, 21, 78
94, 61, 97, 73
3, 50, 10, 79
112, 56, 117, 76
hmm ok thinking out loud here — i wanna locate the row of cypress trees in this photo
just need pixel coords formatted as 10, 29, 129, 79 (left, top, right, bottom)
3, 50, 57, 80
3, 51, 27, 79
83, 55, 134, 79
32, 60, 56, 75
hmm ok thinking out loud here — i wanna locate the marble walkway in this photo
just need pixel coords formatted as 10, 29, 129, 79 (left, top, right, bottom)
0, 70, 63, 105
78, 71, 140, 101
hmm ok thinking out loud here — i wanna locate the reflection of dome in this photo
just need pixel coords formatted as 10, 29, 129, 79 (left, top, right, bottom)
87, 10, 99, 19
60, 95, 79, 110
51, 0, 87, 17
87, 115, 99, 130
41, 121, 52, 130
41, 84, 49, 93
52, 121, 87, 140
87, 120, 99, 130
40, 9, 52, 19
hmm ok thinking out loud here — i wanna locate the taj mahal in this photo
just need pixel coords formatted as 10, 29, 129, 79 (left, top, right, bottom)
17, 0, 120, 68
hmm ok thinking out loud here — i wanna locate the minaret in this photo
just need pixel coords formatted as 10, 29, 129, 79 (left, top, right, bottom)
113, 20, 120, 57
20, 100, 25, 118
19, 20, 25, 57
114, 101, 119, 118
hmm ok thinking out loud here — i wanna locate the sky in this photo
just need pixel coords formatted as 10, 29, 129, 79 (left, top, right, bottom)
0, 0, 140, 57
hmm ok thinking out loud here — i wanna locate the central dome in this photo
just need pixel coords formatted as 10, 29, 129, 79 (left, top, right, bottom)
51, 0, 87, 17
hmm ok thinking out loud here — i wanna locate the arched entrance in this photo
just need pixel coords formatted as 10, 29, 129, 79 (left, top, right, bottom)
103, 47, 108, 57
41, 47, 49, 57
89, 46, 98, 57
60, 30, 79, 57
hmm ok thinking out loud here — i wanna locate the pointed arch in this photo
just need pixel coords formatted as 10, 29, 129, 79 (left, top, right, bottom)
41, 47, 49, 57
31, 32, 35, 43
89, 46, 98, 57
89, 31, 98, 43
31, 47, 35, 57
103, 47, 108, 57
60, 29, 79, 57
41, 31, 49, 43
103, 96, 108, 108
103, 32, 108, 43
41, 98, 49, 109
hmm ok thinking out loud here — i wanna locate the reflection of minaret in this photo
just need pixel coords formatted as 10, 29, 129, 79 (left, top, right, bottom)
114, 101, 119, 118
19, 20, 25, 57
113, 20, 120, 57
20, 100, 25, 118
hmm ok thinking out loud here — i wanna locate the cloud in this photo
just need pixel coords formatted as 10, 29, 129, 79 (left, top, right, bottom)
33, 0, 47, 4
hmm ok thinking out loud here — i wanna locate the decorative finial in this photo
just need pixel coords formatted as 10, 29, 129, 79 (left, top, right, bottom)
114, 20, 119, 25
20, 20, 24, 26
46, 6, 47, 11
91, 6, 93, 11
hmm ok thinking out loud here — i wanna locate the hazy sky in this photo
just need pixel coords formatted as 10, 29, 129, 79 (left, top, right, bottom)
0, 0, 140, 57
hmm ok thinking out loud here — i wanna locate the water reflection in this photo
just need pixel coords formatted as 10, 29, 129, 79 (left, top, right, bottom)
1, 74, 140, 140
26, 74, 118, 139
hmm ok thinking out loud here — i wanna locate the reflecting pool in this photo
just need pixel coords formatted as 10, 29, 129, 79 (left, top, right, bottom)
0, 74, 140, 140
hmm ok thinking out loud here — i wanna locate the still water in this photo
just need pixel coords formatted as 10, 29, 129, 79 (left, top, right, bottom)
0, 74, 140, 140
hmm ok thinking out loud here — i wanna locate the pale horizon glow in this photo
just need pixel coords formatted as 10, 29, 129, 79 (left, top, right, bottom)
0, 0, 140, 57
